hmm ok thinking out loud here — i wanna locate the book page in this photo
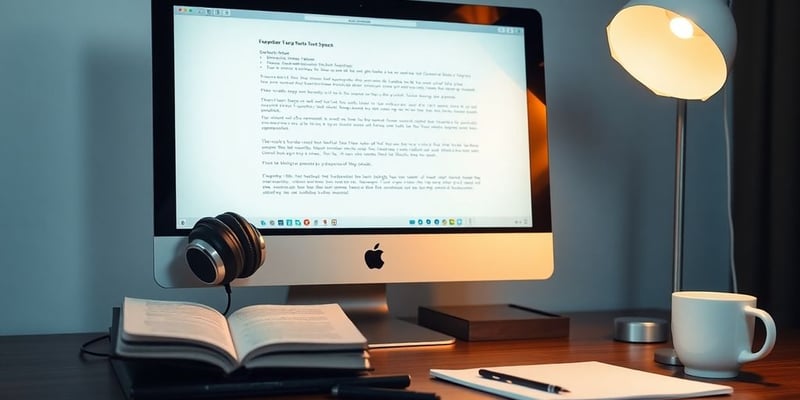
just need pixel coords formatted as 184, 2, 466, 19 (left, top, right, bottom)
227, 303, 366, 362
121, 297, 238, 362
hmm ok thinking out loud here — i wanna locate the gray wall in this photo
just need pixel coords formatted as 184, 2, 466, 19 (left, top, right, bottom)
0, 0, 733, 336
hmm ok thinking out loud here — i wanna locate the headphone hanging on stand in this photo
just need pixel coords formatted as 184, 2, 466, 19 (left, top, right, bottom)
185, 212, 266, 286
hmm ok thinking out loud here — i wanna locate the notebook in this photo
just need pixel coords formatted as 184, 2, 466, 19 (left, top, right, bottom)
430, 361, 732, 400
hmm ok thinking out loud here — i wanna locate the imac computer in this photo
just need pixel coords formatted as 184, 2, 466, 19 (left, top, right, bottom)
151, 0, 552, 347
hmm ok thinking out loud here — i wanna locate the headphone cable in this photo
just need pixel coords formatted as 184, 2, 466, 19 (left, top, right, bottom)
222, 283, 233, 316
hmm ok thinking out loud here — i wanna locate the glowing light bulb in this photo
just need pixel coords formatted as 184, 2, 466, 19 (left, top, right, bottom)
670, 16, 694, 39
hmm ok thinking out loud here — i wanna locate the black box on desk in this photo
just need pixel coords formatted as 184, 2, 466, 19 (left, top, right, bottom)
418, 304, 569, 341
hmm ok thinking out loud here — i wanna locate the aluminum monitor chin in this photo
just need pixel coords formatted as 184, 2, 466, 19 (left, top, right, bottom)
151, 0, 552, 292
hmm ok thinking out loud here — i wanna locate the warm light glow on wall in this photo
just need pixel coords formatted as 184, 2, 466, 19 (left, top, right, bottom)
528, 89, 547, 180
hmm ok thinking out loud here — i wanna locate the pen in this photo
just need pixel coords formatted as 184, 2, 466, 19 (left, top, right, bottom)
332, 384, 440, 400
478, 368, 570, 394
131, 374, 412, 399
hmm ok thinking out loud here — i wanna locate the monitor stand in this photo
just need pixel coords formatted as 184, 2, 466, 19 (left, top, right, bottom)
286, 283, 455, 348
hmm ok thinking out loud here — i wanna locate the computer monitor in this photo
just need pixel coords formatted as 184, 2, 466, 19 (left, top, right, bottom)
151, 0, 552, 347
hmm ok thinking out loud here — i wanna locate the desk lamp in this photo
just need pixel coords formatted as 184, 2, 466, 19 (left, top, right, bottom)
605, 0, 736, 364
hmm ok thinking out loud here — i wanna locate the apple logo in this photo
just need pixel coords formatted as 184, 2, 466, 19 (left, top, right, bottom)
364, 243, 384, 269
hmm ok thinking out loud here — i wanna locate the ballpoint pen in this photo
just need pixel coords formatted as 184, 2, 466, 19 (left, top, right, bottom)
129, 374, 413, 398
478, 368, 570, 394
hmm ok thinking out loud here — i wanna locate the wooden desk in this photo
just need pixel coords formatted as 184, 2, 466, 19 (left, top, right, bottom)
1, 310, 798, 399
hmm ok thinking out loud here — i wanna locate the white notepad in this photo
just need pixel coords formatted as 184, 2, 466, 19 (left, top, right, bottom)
430, 361, 732, 400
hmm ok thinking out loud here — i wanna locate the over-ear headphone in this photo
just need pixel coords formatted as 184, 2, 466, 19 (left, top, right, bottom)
186, 212, 266, 285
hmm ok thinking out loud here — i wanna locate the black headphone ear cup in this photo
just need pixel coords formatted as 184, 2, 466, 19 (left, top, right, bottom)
186, 217, 244, 285
217, 212, 262, 279
229, 212, 265, 277
242, 217, 266, 269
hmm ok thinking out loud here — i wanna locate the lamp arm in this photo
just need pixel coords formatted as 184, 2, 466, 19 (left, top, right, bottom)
672, 99, 687, 292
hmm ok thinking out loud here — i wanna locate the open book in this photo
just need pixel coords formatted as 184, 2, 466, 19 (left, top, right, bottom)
114, 297, 369, 374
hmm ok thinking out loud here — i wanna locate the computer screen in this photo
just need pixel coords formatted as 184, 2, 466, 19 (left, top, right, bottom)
152, 0, 552, 346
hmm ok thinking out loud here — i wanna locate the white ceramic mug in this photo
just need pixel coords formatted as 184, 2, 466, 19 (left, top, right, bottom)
671, 291, 777, 378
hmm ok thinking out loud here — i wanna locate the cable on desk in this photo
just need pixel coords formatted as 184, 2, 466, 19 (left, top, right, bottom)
79, 334, 111, 358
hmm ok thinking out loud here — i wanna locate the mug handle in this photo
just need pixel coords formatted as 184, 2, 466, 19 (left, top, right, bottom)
738, 306, 777, 363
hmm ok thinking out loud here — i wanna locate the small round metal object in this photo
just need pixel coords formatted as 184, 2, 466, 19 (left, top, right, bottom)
613, 316, 669, 343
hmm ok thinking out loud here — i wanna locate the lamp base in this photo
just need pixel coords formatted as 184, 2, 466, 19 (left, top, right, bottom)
654, 347, 683, 366
613, 317, 669, 343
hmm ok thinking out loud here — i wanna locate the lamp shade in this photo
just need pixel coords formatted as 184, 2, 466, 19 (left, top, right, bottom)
607, 0, 736, 100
